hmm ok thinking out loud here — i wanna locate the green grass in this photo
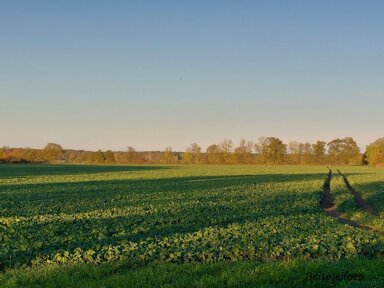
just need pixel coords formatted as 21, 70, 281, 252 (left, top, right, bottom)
0, 164, 383, 286
1, 258, 384, 288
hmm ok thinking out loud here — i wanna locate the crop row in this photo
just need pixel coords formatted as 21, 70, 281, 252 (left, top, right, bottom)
0, 165, 383, 269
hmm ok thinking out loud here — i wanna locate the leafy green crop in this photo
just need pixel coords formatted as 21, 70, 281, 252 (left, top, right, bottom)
0, 164, 383, 269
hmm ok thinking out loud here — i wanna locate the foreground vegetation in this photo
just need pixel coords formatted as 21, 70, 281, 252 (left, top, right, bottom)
0, 164, 383, 286
1, 258, 384, 288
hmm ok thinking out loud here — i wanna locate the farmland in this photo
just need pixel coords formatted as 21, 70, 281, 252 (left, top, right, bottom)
1, 164, 384, 287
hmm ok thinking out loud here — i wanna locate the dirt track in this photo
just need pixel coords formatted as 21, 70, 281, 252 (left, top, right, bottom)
320, 169, 373, 230
337, 169, 379, 216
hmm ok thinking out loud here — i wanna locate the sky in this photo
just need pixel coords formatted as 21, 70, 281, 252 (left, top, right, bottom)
1, 0, 383, 151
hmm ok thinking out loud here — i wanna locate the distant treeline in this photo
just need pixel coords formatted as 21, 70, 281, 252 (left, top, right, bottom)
1, 137, 384, 166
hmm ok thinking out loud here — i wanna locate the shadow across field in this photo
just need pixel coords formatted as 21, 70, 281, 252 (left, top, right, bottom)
8, 191, 320, 267
0, 172, 328, 267
0, 164, 174, 178
350, 180, 384, 213
0, 173, 330, 217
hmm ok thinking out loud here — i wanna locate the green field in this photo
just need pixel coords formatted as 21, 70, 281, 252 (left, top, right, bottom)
0, 164, 384, 287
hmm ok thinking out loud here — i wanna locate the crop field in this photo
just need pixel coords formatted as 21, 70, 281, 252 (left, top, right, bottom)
1, 164, 384, 287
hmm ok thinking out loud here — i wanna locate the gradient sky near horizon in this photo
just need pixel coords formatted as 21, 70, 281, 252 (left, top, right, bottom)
1, 1, 383, 151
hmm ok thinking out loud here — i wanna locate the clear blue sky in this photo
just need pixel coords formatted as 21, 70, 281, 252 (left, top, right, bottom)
1, 0, 383, 151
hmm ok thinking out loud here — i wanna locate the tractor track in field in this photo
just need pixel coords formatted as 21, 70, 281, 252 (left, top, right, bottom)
320, 168, 374, 231
337, 169, 379, 217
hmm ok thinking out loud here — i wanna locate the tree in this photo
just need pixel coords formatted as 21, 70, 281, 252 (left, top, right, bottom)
312, 141, 326, 164
365, 138, 384, 166
163, 147, 175, 164
234, 139, 254, 164
92, 150, 105, 164
327, 137, 360, 165
0, 147, 10, 163
300, 142, 313, 164
67, 151, 78, 163
287, 141, 300, 154
220, 139, 233, 163
286, 141, 300, 164
43, 143, 63, 163
104, 150, 115, 164
256, 137, 286, 164
184, 143, 202, 164
126, 146, 137, 163
206, 144, 223, 164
